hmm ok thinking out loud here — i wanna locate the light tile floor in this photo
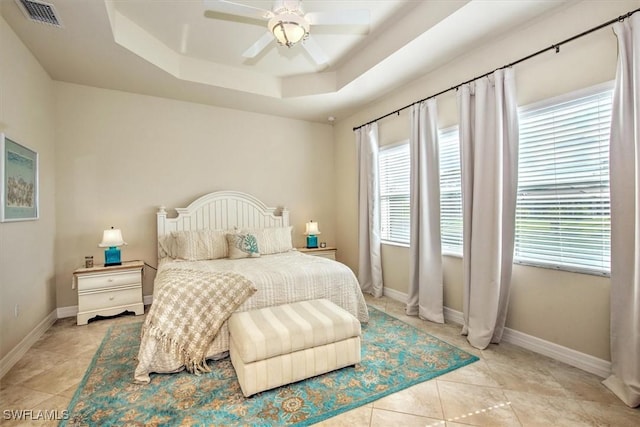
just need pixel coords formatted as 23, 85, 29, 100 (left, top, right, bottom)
1, 295, 639, 426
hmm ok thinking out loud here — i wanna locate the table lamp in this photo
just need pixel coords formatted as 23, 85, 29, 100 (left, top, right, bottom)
99, 227, 127, 266
305, 220, 321, 249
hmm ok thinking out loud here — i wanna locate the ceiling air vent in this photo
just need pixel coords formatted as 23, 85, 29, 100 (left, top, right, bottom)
15, 0, 62, 27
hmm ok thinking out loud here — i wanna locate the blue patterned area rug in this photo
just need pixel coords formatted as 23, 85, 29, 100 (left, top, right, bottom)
62, 306, 478, 426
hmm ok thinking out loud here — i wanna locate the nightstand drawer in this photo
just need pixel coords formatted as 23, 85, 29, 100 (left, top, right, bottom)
74, 261, 145, 325
79, 286, 142, 312
77, 270, 140, 291
309, 251, 336, 260
297, 247, 337, 260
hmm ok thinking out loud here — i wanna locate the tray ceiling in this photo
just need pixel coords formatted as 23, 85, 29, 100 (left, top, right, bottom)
1, 0, 571, 122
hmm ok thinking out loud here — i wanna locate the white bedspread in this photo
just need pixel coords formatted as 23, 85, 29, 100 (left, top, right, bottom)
134, 251, 369, 383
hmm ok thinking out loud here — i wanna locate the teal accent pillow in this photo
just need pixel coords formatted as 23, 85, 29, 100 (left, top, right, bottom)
226, 233, 261, 259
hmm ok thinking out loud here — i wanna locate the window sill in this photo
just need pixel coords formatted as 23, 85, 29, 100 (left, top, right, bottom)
381, 240, 409, 249
513, 259, 610, 278
379, 243, 609, 277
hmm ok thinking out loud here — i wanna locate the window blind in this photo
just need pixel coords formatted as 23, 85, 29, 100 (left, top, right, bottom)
379, 143, 410, 244
379, 129, 463, 249
439, 127, 463, 254
515, 88, 612, 274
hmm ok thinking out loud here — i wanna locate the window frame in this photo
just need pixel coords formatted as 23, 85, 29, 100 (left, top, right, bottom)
379, 139, 411, 247
375, 82, 613, 276
377, 126, 464, 255
438, 125, 463, 257
514, 81, 614, 277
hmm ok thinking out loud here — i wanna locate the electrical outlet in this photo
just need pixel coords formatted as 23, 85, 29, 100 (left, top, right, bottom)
14, 304, 19, 318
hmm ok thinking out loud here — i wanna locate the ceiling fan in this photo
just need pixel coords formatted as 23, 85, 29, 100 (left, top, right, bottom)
203, 0, 370, 65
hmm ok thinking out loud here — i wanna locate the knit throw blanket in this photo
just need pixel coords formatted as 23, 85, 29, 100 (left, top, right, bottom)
140, 268, 256, 375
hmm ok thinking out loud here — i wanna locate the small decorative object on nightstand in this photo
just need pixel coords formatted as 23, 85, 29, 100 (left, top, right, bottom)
98, 227, 127, 266
298, 246, 337, 260
74, 260, 144, 325
304, 220, 321, 248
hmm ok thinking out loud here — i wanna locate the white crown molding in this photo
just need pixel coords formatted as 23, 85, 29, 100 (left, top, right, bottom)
0, 309, 57, 379
382, 286, 610, 379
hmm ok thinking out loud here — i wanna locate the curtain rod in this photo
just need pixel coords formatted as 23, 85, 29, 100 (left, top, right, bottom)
352, 6, 640, 132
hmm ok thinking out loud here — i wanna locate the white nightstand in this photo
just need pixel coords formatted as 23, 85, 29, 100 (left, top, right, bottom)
74, 260, 144, 325
297, 247, 337, 260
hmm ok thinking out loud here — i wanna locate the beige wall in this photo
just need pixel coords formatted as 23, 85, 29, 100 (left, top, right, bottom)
334, 0, 632, 361
53, 82, 335, 308
0, 16, 56, 360
1, 0, 630, 366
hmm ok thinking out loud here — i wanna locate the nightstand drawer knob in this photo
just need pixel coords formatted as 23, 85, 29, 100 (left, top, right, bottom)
108, 279, 114, 282
109, 296, 115, 301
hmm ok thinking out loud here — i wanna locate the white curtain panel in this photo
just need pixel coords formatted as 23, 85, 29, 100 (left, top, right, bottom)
457, 69, 519, 350
602, 14, 640, 408
356, 123, 384, 297
406, 99, 444, 323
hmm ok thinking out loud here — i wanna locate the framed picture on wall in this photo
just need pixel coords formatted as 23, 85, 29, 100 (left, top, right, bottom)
1, 134, 39, 222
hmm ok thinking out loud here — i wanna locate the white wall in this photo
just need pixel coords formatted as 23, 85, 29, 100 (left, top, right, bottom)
53, 82, 335, 308
334, 0, 634, 361
0, 16, 56, 361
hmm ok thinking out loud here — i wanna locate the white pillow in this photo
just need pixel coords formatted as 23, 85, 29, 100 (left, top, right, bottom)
158, 234, 177, 259
245, 226, 293, 255
226, 232, 261, 259
171, 230, 228, 261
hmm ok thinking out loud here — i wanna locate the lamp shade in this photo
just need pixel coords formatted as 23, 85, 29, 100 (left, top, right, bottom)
305, 221, 321, 236
98, 227, 126, 248
268, 13, 309, 47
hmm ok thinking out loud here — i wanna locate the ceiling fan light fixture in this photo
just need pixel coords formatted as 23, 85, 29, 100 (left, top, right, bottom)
268, 12, 309, 47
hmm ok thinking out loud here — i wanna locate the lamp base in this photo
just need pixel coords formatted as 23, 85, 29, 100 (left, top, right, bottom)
306, 235, 318, 249
104, 246, 122, 266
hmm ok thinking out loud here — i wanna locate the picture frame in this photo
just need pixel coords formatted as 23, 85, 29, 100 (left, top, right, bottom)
1, 134, 39, 222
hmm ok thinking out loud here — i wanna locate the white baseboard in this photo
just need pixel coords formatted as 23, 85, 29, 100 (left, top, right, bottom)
57, 295, 154, 319
443, 306, 465, 325
382, 286, 611, 379
5, 289, 610, 380
501, 327, 611, 378
56, 305, 77, 319
381, 288, 464, 325
382, 287, 407, 303
0, 310, 57, 379
3, 295, 155, 380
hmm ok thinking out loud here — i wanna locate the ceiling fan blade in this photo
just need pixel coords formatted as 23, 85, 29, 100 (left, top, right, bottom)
305, 10, 370, 26
203, 0, 273, 20
242, 31, 274, 58
302, 36, 329, 65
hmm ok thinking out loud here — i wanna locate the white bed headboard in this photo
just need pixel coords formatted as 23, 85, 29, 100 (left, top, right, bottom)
157, 191, 290, 240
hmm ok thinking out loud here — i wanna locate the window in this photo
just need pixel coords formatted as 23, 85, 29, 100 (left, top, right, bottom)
515, 85, 612, 275
439, 127, 462, 254
378, 127, 463, 250
379, 142, 410, 244
378, 84, 612, 274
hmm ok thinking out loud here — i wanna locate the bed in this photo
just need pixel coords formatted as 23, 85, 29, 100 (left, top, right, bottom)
134, 191, 369, 383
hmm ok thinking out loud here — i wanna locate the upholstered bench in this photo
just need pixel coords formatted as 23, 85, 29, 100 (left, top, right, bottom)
228, 298, 362, 397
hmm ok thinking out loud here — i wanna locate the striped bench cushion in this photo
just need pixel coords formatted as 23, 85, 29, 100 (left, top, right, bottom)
228, 299, 361, 364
